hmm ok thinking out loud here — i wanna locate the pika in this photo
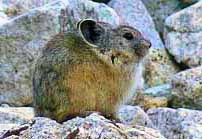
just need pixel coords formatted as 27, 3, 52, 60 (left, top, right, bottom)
33, 19, 151, 122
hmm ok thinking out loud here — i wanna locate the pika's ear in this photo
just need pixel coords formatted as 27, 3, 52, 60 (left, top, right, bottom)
77, 19, 104, 48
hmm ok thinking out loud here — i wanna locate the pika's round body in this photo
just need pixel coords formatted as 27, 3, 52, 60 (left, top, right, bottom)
33, 19, 151, 122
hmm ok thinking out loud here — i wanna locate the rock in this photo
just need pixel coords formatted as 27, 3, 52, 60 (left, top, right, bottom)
0, 0, 120, 106
166, 31, 202, 67
118, 105, 154, 128
0, 107, 34, 124
166, 1, 202, 32
62, 113, 165, 139
0, 107, 34, 135
0, 0, 66, 106
0, 0, 52, 17
142, 0, 180, 37
142, 0, 198, 35
132, 85, 170, 110
109, 0, 179, 88
20, 118, 62, 139
0, 12, 8, 26
1, 113, 166, 139
144, 84, 171, 97
143, 48, 180, 88
169, 66, 202, 109
165, 1, 202, 67
0, 103, 10, 107
0, 124, 18, 135
147, 107, 202, 139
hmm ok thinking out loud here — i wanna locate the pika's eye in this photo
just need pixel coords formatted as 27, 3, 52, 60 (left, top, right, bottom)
123, 32, 133, 40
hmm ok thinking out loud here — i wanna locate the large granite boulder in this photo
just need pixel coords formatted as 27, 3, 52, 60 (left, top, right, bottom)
143, 48, 179, 88
132, 84, 170, 110
165, 1, 202, 67
0, 12, 8, 26
142, 0, 180, 37
0, 113, 166, 139
0, 1, 66, 106
118, 105, 154, 128
148, 108, 202, 139
0, 0, 120, 106
109, 0, 179, 88
169, 66, 202, 109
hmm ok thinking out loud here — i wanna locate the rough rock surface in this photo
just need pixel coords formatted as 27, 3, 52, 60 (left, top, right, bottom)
132, 85, 170, 110
143, 48, 179, 88
148, 108, 202, 139
118, 105, 154, 128
169, 66, 202, 109
0, 0, 52, 17
142, 0, 180, 36
144, 84, 171, 97
0, 113, 166, 139
109, 0, 179, 88
0, 1, 65, 106
0, 0, 120, 106
0, 107, 34, 135
165, 1, 202, 67
166, 1, 202, 32
166, 31, 202, 67
0, 12, 8, 26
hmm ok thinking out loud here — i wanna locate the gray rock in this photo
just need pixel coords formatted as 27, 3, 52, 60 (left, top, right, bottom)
0, 107, 34, 135
165, 1, 202, 67
144, 84, 171, 97
0, 107, 34, 124
0, 0, 120, 106
21, 117, 62, 139
132, 85, 170, 110
62, 113, 165, 139
0, 1, 65, 106
166, 31, 202, 67
147, 107, 202, 139
0, 12, 8, 26
165, 1, 202, 32
118, 105, 154, 128
169, 66, 202, 109
0, 0, 53, 17
0, 113, 166, 139
142, 0, 180, 36
143, 48, 180, 88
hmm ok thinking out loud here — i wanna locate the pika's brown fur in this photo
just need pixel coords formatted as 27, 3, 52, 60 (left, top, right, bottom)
33, 19, 151, 122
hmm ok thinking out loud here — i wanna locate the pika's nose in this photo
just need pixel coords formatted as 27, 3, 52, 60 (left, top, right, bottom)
141, 39, 151, 48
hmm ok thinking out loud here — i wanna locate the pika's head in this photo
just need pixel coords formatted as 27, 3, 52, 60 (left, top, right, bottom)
78, 19, 151, 65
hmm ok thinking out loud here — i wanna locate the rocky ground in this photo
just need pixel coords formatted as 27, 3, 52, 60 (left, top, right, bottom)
0, 0, 202, 138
